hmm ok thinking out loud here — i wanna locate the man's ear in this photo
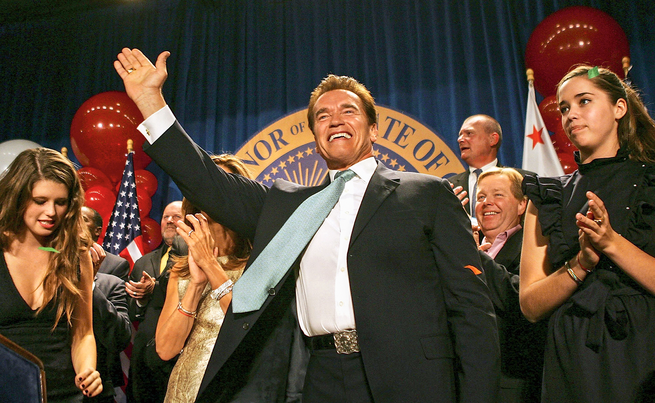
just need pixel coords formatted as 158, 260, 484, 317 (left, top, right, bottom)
489, 132, 500, 147
517, 198, 527, 217
369, 123, 378, 143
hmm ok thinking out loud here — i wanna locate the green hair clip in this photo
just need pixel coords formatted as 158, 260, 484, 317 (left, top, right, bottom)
38, 246, 60, 253
588, 66, 600, 79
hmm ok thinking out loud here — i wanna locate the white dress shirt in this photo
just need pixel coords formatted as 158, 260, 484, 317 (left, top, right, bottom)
296, 157, 376, 337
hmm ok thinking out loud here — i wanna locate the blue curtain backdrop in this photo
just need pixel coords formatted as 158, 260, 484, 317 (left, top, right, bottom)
1, 0, 653, 218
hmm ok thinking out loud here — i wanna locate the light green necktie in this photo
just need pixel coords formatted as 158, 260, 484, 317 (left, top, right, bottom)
232, 169, 357, 313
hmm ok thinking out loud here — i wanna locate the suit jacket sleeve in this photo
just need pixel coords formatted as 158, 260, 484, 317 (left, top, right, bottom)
478, 250, 520, 313
98, 253, 130, 282
128, 252, 156, 322
144, 120, 268, 241
430, 180, 500, 402
93, 274, 132, 353
112, 256, 130, 282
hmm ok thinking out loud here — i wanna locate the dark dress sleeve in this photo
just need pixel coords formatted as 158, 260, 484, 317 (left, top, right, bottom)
626, 164, 655, 257
522, 173, 571, 269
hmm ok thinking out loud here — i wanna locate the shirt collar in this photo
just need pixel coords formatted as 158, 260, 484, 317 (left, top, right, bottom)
328, 157, 377, 184
483, 223, 522, 245
469, 159, 498, 174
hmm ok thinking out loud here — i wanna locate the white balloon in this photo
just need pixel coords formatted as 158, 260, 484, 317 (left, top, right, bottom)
0, 139, 42, 175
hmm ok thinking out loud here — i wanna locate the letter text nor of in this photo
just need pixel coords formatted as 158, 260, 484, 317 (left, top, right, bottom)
423, 151, 450, 171
290, 122, 306, 136
268, 129, 289, 150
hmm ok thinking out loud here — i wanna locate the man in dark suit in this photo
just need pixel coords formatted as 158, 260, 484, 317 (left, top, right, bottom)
82, 206, 130, 282
126, 236, 187, 403
448, 115, 531, 221
125, 201, 182, 322
474, 168, 547, 403
85, 261, 132, 403
115, 48, 500, 403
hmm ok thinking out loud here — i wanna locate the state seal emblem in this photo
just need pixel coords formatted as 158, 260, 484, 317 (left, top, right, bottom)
235, 106, 463, 185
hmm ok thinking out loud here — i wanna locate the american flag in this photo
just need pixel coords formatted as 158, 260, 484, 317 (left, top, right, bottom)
101, 151, 145, 402
103, 151, 145, 268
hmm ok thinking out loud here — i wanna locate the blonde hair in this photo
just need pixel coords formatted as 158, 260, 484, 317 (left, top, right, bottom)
477, 167, 526, 201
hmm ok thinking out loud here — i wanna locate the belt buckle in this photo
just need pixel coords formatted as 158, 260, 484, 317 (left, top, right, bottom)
333, 330, 360, 354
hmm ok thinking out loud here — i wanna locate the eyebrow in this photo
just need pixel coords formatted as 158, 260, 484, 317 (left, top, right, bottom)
560, 91, 594, 105
314, 102, 360, 117
314, 107, 328, 117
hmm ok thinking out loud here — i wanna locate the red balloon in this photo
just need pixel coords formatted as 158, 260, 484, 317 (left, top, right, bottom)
558, 151, 577, 174
84, 185, 116, 222
70, 91, 151, 183
78, 166, 113, 191
526, 6, 630, 96
551, 126, 578, 155
141, 217, 162, 253
135, 169, 158, 197
539, 95, 561, 134
137, 187, 152, 218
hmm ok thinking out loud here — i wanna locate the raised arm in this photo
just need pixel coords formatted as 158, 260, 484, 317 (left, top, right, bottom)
114, 49, 268, 240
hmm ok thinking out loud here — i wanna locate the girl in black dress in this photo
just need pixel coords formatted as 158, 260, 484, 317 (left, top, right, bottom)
520, 65, 655, 403
0, 148, 103, 401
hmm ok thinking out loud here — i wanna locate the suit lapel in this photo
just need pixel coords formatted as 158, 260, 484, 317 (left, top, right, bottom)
493, 229, 523, 272
350, 163, 399, 244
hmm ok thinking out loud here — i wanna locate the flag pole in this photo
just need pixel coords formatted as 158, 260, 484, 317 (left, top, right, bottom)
127, 139, 133, 153
60, 146, 68, 158
526, 68, 534, 84
521, 67, 565, 176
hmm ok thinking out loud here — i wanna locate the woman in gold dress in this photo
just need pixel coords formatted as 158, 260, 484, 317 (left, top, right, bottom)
155, 154, 252, 403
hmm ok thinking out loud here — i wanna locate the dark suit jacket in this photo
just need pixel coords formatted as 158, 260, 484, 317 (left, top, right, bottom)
86, 272, 132, 402
98, 252, 130, 282
478, 229, 547, 403
146, 121, 500, 403
128, 243, 168, 322
125, 238, 186, 403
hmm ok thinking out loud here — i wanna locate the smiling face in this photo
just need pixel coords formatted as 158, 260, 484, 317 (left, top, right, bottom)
558, 75, 626, 163
457, 116, 499, 168
23, 180, 69, 243
312, 89, 378, 170
474, 174, 526, 243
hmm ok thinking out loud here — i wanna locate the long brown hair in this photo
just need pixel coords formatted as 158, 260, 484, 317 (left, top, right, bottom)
557, 65, 655, 163
0, 148, 91, 326
170, 154, 252, 277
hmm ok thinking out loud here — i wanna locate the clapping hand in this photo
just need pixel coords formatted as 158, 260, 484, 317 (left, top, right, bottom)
575, 191, 617, 269
176, 213, 219, 284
